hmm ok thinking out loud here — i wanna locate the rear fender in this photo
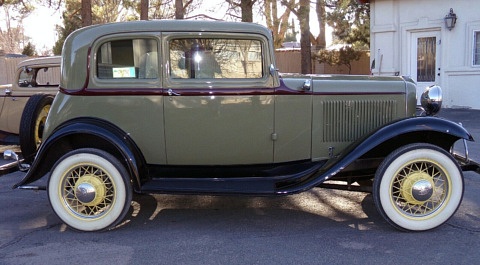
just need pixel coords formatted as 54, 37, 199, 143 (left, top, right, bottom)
13, 118, 146, 191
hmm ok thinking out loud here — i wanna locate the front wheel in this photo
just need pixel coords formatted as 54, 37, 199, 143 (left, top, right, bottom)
48, 148, 132, 232
373, 143, 464, 231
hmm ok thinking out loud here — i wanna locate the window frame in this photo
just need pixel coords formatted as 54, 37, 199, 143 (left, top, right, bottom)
473, 30, 480, 66
90, 33, 162, 89
163, 32, 274, 90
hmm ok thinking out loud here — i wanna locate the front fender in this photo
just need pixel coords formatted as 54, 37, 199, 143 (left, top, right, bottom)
342, 116, 473, 158
279, 116, 473, 194
13, 118, 146, 191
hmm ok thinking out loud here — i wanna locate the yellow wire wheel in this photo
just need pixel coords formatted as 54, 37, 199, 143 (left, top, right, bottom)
373, 143, 463, 231
48, 148, 131, 232
392, 159, 449, 217
33, 104, 50, 147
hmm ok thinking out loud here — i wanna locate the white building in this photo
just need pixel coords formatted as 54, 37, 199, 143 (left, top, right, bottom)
369, 0, 480, 109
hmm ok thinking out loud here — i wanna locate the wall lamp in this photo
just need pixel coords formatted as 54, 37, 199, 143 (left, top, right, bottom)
444, 8, 457, 31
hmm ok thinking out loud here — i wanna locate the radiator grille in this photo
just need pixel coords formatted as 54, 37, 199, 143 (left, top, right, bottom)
322, 100, 397, 142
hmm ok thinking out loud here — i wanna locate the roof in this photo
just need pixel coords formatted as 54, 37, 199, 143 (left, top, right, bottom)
17, 56, 61, 68
61, 20, 274, 90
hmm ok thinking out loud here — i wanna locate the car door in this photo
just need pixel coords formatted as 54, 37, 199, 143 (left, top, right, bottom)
163, 34, 275, 165
0, 67, 33, 134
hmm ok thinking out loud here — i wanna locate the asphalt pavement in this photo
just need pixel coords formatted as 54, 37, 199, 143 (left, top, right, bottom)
0, 108, 479, 265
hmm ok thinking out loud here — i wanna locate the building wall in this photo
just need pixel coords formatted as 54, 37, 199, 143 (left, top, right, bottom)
370, 0, 480, 109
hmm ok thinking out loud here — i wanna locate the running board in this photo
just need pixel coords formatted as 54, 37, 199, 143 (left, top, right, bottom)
141, 177, 276, 195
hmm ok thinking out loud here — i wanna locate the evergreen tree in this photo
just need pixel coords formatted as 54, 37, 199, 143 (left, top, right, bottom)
326, 0, 370, 50
53, 0, 83, 55
22, 42, 36, 56
315, 46, 362, 74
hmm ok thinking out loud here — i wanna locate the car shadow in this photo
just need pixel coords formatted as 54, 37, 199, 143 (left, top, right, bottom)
117, 188, 389, 232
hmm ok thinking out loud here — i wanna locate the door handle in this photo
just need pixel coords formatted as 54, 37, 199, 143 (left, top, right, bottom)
167, 89, 180, 96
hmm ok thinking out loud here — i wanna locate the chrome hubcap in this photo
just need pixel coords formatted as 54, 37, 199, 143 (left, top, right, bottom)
73, 175, 106, 207
411, 179, 434, 202
401, 172, 435, 205
75, 183, 96, 204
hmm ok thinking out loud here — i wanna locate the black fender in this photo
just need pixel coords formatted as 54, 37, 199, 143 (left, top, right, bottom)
278, 116, 473, 194
13, 118, 147, 191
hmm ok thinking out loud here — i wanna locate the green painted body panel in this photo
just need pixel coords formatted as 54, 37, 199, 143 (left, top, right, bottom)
46, 93, 167, 164
274, 94, 312, 162
164, 95, 274, 165
281, 74, 416, 161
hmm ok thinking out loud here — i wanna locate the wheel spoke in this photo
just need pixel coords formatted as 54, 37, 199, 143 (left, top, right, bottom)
61, 163, 115, 219
392, 161, 448, 217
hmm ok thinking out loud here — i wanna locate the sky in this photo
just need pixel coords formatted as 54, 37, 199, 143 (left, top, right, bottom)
19, 1, 325, 55
23, 6, 62, 54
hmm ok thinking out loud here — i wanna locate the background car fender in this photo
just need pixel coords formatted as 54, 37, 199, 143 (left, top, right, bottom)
13, 118, 147, 191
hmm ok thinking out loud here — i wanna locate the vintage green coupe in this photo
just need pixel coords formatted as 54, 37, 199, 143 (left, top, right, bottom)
8, 20, 480, 232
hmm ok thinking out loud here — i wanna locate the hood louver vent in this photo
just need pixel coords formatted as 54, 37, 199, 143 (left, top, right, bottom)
322, 100, 397, 142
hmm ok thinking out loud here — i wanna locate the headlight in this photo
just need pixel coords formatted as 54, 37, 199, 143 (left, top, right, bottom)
421, 85, 442, 116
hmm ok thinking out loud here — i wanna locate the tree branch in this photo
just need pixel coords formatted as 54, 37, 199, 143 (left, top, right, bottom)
186, 14, 224, 21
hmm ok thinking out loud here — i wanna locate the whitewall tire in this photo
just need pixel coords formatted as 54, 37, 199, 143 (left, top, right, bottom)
373, 143, 464, 231
48, 148, 132, 232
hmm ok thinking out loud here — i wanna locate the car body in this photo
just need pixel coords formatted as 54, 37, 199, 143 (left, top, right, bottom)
9, 20, 480, 232
0, 57, 60, 157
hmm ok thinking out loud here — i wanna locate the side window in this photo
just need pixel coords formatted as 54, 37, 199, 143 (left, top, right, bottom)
35, 67, 60, 86
18, 67, 60, 87
96, 38, 158, 79
169, 38, 263, 79
18, 67, 35, 87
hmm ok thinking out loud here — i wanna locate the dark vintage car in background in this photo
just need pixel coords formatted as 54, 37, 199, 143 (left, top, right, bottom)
0, 56, 60, 160
6, 20, 480, 232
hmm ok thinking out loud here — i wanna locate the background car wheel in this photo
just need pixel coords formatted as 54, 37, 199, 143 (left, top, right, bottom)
48, 148, 132, 232
19, 93, 54, 162
373, 143, 464, 231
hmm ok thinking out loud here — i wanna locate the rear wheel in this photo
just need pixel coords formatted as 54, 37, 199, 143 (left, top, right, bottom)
48, 148, 132, 232
19, 94, 53, 161
373, 143, 464, 231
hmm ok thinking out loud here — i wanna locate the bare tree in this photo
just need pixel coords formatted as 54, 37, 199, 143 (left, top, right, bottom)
81, 0, 92, 26
147, 0, 200, 20
282, 0, 311, 74
225, 0, 257, 22
312, 0, 326, 49
298, 0, 311, 74
0, 2, 33, 54
264, 0, 293, 49
140, 0, 148, 20
95, 0, 138, 23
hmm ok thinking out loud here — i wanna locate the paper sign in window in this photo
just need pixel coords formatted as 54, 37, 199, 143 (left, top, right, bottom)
113, 67, 136, 78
